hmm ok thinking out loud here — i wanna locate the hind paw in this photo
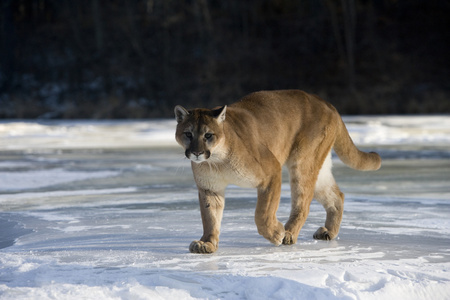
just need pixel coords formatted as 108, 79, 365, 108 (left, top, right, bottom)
313, 227, 335, 240
189, 240, 217, 254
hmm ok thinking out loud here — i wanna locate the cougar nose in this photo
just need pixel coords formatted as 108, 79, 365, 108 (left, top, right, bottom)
192, 151, 204, 157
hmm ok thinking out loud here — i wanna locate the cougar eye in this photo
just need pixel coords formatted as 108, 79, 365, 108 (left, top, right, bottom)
184, 132, 193, 139
204, 133, 213, 139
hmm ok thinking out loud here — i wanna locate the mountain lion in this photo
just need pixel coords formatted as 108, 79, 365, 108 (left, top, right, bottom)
174, 90, 381, 253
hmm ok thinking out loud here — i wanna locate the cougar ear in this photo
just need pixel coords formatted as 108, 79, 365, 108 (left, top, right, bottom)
174, 105, 189, 123
213, 105, 227, 124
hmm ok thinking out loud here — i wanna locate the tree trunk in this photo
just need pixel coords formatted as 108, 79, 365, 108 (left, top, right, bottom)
92, 0, 104, 53
341, 0, 356, 92
0, 0, 15, 92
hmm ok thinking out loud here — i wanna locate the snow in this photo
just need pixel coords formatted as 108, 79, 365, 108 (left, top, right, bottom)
0, 120, 176, 150
342, 115, 450, 146
0, 116, 449, 299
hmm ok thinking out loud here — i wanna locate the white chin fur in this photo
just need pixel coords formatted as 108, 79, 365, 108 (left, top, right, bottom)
190, 155, 207, 163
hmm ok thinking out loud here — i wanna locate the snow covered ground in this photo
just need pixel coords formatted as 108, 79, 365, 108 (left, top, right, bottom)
0, 116, 449, 299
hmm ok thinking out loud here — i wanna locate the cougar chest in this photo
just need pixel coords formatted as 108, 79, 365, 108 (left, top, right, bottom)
192, 160, 257, 190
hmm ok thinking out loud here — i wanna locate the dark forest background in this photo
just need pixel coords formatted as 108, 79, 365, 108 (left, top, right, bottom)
0, 0, 449, 119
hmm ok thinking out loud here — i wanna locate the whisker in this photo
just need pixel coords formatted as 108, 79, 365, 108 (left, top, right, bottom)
207, 159, 219, 174
173, 152, 189, 175
175, 164, 185, 175
212, 161, 219, 172
207, 160, 213, 173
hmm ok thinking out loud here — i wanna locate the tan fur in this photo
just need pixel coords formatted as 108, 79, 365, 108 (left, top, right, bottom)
174, 90, 381, 253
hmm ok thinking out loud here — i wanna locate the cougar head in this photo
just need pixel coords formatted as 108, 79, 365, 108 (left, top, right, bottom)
174, 105, 227, 163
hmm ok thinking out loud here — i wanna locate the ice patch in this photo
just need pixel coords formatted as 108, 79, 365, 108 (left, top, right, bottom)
0, 161, 34, 169
52, 225, 131, 233
0, 187, 138, 201
0, 169, 120, 191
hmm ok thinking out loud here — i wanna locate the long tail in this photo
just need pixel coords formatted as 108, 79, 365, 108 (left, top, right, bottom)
333, 118, 381, 171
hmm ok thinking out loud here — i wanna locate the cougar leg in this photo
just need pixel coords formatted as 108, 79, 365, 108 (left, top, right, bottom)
283, 138, 334, 245
189, 189, 225, 254
255, 164, 285, 246
282, 161, 316, 245
313, 153, 344, 240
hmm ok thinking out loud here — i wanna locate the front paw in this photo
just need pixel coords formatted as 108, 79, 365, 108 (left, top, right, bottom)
258, 221, 285, 246
189, 240, 217, 254
282, 231, 296, 245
